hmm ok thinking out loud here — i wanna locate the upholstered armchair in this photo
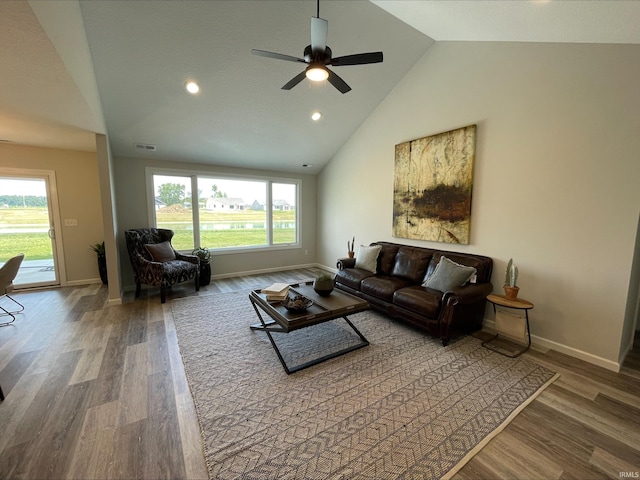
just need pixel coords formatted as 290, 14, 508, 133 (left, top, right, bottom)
124, 228, 199, 303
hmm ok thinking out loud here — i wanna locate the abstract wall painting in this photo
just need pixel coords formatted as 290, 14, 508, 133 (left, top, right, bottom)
393, 125, 476, 244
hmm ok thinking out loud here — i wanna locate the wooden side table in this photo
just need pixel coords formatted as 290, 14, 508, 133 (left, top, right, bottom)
483, 293, 533, 358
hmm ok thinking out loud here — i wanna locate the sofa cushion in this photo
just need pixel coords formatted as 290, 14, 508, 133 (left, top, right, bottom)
425, 251, 492, 284
375, 243, 400, 275
335, 268, 375, 290
443, 253, 490, 282
361, 276, 413, 302
423, 256, 476, 292
145, 241, 176, 262
393, 286, 442, 317
391, 248, 433, 283
355, 245, 381, 273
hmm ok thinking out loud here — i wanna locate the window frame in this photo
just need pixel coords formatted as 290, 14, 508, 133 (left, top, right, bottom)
145, 167, 301, 255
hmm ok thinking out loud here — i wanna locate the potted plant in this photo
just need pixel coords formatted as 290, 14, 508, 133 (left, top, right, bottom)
192, 247, 211, 286
503, 258, 519, 299
90, 241, 108, 285
347, 236, 355, 258
313, 272, 335, 296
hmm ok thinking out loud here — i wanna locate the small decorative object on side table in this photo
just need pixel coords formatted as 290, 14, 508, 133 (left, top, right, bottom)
482, 293, 533, 358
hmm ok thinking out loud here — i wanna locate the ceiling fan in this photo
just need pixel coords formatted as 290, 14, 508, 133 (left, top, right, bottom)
251, 0, 383, 94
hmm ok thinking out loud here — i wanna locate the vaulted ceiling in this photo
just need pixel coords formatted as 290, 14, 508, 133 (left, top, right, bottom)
1, 1, 638, 174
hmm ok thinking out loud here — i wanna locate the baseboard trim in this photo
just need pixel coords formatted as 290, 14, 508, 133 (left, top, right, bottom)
66, 278, 103, 287
483, 318, 620, 372
210, 263, 323, 280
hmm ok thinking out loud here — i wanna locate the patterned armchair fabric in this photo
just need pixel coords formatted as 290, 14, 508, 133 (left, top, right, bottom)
124, 228, 199, 303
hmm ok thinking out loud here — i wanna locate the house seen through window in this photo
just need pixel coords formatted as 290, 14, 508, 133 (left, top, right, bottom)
151, 174, 298, 252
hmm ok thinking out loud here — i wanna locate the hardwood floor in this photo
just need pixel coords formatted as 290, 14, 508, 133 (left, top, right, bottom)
0, 269, 639, 479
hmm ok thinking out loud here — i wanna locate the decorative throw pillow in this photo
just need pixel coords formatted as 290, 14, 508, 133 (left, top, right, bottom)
145, 241, 176, 262
423, 256, 476, 292
355, 245, 382, 274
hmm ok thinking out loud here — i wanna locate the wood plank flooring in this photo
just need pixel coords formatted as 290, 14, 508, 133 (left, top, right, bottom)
0, 270, 639, 479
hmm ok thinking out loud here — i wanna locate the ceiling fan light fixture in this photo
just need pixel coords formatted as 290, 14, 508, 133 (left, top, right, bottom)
306, 65, 329, 82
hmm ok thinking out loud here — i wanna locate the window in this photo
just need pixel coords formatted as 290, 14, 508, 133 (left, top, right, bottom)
153, 174, 193, 250
272, 183, 296, 245
197, 177, 267, 249
148, 170, 299, 252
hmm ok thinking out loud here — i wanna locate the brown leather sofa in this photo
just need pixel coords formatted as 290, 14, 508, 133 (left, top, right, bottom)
335, 241, 493, 346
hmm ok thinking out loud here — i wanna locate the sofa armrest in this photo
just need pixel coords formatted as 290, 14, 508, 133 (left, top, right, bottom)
132, 252, 165, 283
445, 282, 494, 304
337, 257, 356, 270
438, 282, 493, 346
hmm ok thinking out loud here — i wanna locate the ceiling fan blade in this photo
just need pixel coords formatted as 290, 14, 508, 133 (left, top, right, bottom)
251, 49, 306, 64
330, 52, 383, 66
281, 71, 307, 90
327, 68, 351, 94
311, 17, 328, 53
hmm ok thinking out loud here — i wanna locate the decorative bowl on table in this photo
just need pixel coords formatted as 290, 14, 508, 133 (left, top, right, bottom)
282, 293, 313, 312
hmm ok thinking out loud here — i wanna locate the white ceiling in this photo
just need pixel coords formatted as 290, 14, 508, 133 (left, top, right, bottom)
373, 0, 640, 44
1, 0, 639, 174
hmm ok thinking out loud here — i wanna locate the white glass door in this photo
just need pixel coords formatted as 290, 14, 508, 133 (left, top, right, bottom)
0, 172, 61, 288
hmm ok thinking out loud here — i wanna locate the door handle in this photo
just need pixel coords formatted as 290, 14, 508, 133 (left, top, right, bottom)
48, 228, 55, 239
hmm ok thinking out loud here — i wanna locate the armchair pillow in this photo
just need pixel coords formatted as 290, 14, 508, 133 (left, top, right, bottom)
355, 245, 382, 273
423, 256, 476, 292
145, 241, 176, 262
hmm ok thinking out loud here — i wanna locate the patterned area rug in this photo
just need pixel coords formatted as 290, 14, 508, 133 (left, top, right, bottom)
170, 291, 557, 480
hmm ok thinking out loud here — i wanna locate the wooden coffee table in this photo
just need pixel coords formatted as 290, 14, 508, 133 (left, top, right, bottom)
249, 281, 370, 374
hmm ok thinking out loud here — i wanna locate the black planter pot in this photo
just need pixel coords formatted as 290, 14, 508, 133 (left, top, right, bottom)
199, 262, 211, 286
97, 254, 108, 285
313, 277, 334, 296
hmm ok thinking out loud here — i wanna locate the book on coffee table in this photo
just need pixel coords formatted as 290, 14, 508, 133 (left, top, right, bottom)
261, 282, 290, 301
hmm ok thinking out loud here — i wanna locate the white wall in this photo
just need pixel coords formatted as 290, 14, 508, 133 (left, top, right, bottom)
318, 42, 640, 368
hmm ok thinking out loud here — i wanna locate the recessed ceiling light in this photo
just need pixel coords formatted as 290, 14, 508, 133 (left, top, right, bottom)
302, 164, 313, 168
185, 81, 200, 94
311, 112, 322, 121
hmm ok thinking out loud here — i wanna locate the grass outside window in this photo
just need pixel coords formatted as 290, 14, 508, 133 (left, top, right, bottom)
0, 204, 298, 262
